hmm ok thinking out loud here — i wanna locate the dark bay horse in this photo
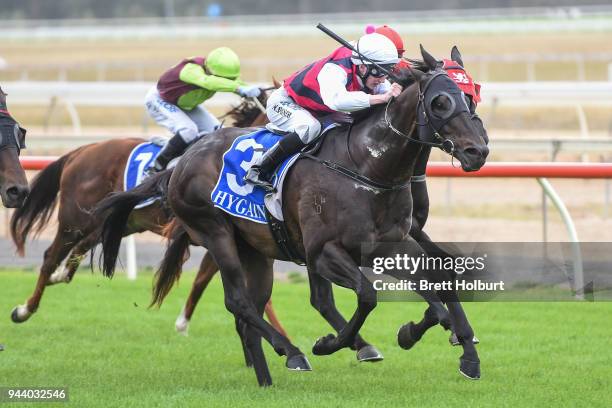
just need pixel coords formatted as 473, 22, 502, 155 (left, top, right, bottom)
95, 46, 489, 386
173, 47, 488, 350
8, 94, 288, 336
0, 86, 29, 208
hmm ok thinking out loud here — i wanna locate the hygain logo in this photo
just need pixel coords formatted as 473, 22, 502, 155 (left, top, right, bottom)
226, 138, 263, 196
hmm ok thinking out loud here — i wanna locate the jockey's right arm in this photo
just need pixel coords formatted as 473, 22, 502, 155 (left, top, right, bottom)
318, 63, 370, 112
318, 63, 401, 111
179, 63, 244, 92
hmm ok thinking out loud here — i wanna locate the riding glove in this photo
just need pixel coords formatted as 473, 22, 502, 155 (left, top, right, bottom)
237, 86, 262, 98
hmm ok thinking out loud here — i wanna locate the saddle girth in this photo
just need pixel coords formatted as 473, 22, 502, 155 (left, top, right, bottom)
264, 207, 306, 266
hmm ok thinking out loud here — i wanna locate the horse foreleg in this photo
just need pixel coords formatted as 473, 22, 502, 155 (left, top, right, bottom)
309, 242, 377, 356
445, 299, 481, 379
397, 305, 440, 350
12, 229, 81, 323
412, 230, 480, 346
308, 272, 382, 362
263, 299, 289, 339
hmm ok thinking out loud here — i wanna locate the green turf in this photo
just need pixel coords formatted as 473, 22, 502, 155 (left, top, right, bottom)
0, 271, 610, 407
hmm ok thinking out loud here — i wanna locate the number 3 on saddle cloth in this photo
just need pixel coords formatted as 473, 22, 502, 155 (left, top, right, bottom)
211, 128, 300, 224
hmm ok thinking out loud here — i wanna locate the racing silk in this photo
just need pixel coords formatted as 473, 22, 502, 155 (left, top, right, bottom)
284, 47, 371, 116
157, 57, 244, 111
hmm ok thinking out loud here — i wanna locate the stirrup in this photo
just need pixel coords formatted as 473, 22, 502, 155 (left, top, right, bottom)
244, 168, 276, 193
144, 164, 162, 179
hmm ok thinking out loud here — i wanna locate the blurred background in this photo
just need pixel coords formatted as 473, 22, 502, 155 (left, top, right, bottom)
2, 0, 612, 272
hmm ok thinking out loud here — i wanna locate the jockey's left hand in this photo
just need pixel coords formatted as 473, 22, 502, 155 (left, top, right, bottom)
237, 85, 262, 98
389, 82, 403, 98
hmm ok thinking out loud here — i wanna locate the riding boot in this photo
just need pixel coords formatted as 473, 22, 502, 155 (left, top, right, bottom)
244, 132, 305, 192
148, 132, 189, 174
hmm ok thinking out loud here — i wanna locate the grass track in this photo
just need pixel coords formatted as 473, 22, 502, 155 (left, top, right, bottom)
0, 271, 610, 407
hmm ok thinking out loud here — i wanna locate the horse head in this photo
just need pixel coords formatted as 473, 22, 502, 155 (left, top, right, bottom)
0, 86, 29, 208
405, 45, 489, 171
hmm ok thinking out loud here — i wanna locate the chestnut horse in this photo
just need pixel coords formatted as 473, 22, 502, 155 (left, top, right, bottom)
0, 86, 29, 208
95, 47, 488, 386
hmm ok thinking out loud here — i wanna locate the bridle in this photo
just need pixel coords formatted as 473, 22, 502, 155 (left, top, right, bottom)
0, 113, 27, 155
384, 69, 473, 156
303, 69, 482, 191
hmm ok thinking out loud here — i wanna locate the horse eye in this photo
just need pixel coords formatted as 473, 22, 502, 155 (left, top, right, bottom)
432, 96, 447, 110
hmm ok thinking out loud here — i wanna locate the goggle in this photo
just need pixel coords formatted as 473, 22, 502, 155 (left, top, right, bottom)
368, 63, 396, 78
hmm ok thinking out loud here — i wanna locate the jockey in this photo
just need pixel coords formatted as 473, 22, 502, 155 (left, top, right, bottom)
146, 47, 261, 172
244, 33, 402, 191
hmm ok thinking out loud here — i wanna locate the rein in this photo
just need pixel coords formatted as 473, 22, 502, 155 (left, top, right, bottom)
301, 71, 463, 192
301, 151, 412, 192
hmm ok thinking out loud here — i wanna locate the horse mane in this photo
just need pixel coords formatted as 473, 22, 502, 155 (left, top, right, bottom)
221, 97, 263, 128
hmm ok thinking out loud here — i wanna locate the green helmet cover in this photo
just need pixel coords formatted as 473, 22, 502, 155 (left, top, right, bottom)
206, 47, 241, 79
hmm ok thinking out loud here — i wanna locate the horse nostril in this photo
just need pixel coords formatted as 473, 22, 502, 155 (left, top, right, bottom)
6, 185, 29, 200
464, 147, 480, 158
464, 145, 489, 159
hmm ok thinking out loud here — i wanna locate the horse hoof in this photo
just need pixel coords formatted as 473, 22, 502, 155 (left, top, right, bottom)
10, 306, 31, 324
0, 344, 4, 351
286, 354, 312, 371
175, 316, 189, 336
459, 358, 481, 380
356, 345, 384, 362
449, 333, 480, 346
397, 322, 417, 350
312, 334, 337, 356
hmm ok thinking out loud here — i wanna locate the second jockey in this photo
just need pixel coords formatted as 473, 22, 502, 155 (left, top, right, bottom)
146, 47, 261, 173
244, 33, 402, 191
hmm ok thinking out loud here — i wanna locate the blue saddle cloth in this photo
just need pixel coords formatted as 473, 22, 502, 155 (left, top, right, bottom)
124, 142, 163, 208
211, 129, 297, 224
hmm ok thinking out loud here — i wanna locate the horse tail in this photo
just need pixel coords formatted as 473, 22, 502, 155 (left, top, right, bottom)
151, 219, 190, 307
10, 150, 78, 256
94, 169, 173, 278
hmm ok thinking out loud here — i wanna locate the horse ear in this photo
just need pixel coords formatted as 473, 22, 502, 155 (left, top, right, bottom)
451, 46, 464, 67
0, 86, 6, 106
420, 44, 438, 70
408, 66, 424, 83
272, 77, 281, 88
